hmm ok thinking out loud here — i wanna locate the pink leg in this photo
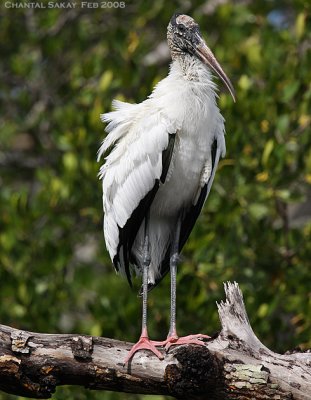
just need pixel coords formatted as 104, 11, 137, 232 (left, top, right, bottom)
124, 214, 164, 365
124, 327, 164, 364
154, 216, 210, 352
154, 329, 210, 351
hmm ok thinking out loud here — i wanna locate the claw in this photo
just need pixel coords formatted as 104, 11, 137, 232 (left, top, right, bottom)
123, 335, 164, 365
155, 333, 210, 352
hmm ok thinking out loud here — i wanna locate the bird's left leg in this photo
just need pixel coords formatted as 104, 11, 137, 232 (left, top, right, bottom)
155, 215, 210, 351
124, 214, 164, 364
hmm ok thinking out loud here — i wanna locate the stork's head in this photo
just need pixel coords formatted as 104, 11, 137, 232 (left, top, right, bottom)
167, 13, 235, 101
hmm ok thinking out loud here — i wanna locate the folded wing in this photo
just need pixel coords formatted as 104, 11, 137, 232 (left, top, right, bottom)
98, 100, 176, 285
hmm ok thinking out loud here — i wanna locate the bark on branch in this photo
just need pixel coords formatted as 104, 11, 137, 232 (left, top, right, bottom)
0, 282, 310, 399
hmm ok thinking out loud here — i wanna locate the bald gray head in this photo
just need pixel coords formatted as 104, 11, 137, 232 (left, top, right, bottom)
167, 14, 201, 58
167, 13, 235, 101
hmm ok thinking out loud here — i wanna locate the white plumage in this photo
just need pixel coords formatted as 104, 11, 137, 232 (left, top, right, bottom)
98, 58, 226, 285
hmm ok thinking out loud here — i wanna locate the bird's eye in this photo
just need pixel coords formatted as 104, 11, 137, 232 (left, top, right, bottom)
178, 24, 186, 33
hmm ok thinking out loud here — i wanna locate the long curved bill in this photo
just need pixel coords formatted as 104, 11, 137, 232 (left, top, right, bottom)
195, 38, 236, 102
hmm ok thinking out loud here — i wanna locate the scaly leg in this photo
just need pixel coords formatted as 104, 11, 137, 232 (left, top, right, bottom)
124, 214, 163, 364
155, 215, 210, 351
168, 215, 181, 340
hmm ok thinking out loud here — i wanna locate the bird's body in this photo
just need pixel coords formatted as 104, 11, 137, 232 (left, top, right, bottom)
98, 13, 234, 363
99, 58, 225, 286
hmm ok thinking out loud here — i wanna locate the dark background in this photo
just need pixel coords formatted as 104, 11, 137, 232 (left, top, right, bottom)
0, 0, 310, 399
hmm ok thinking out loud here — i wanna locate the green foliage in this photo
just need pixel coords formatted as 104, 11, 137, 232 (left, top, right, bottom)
0, 1, 310, 399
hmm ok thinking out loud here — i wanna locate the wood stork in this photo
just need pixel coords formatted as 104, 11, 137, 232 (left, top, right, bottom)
98, 13, 235, 363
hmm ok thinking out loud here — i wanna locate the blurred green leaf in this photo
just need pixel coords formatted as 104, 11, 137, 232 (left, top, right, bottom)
282, 81, 300, 102
249, 203, 269, 219
262, 139, 274, 167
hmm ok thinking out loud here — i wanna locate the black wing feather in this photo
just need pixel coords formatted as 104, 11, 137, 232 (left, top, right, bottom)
113, 181, 159, 286
113, 133, 176, 286
161, 133, 175, 183
143, 138, 219, 294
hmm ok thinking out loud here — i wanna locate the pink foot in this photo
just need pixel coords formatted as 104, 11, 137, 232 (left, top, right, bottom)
155, 333, 210, 351
124, 333, 164, 365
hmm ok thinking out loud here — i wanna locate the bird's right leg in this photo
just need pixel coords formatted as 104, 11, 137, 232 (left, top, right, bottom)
124, 214, 164, 364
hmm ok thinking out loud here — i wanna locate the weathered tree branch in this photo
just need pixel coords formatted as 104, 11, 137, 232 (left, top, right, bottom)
0, 282, 310, 399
